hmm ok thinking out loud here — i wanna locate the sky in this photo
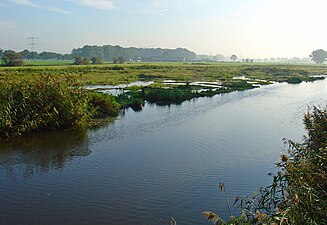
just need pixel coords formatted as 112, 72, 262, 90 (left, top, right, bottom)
0, 0, 326, 58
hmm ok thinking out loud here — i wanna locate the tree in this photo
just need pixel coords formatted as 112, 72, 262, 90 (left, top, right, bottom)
20, 49, 31, 59
91, 57, 102, 64
73, 56, 83, 65
310, 49, 327, 64
2, 51, 23, 66
118, 56, 125, 64
230, 54, 238, 62
0, 49, 4, 59
83, 57, 90, 65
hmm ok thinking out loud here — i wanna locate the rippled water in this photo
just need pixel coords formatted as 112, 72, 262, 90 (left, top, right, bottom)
0, 80, 326, 225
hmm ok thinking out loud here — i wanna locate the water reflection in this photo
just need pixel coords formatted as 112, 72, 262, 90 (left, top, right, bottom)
0, 129, 90, 178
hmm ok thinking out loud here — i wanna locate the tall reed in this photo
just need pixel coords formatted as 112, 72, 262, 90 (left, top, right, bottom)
0, 76, 120, 139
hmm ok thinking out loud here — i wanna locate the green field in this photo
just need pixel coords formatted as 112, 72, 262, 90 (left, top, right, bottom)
1, 62, 327, 85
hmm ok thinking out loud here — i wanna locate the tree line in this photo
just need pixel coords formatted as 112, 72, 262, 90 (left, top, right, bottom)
71, 45, 196, 62
0, 44, 196, 64
0, 49, 71, 61
1, 47, 326, 66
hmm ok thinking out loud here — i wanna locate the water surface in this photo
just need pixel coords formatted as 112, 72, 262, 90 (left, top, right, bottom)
0, 79, 326, 225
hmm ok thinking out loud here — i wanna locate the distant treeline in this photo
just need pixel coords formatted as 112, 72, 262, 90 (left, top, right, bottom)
0, 49, 71, 61
71, 45, 196, 62
0, 45, 197, 62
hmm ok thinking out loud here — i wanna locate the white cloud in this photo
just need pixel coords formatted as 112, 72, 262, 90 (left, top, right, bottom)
10, 0, 39, 7
136, 0, 209, 15
46, 5, 71, 14
70, 0, 114, 10
10, 0, 71, 14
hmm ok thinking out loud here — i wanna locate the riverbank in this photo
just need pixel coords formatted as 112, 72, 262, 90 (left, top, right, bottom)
1, 62, 326, 138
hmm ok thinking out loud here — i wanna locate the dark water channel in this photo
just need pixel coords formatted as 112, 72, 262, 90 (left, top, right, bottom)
0, 80, 326, 225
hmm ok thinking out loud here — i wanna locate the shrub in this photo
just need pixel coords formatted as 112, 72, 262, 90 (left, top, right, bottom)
91, 57, 102, 64
0, 76, 120, 139
87, 91, 120, 118
143, 88, 194, 104
287, 77, 302, 84
2, 51, 23, 67
83, 57, 90, 65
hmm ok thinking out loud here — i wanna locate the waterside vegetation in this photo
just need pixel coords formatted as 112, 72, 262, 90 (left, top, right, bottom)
204, 105, 327, 225
1, 62, 326, 85
0, 76, 120, 139
0, 62, 326, 138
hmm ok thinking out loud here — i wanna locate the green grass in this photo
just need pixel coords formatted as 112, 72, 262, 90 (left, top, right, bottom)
1, 62, 326, 86
23, 60, 74, 66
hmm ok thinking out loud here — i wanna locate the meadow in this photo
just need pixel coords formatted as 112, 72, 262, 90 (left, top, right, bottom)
1, 62, 327, 85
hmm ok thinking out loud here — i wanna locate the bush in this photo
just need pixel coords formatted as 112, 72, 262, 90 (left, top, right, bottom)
73, 56, 83, 65
83, 57, 90, 65
287, 77, 302, 84
143, 88, 195, 104
281, 106, 327, 224
91, 57, 102, 64
87, 91, 120, 118
0, 76, 120, 139
2, 51, 23, 67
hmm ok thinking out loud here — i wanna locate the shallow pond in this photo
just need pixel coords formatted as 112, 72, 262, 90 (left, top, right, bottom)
0, 79, 326, 225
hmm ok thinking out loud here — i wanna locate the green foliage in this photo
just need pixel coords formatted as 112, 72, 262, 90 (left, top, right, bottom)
0, 63, 326, 86
281, 106, 327, 224
224, 80, 255, 91
2, 51, 23, 67
310, 49, 327, 64
18, 49, 71, 60
91, 56, 102, 65
113, 57, 125, 64
144, 88, 192, 104
74, 56, 92, 65
116, 90, 144, 110
0, 76, 120, 139
87, 91, 120, 118
231, 55, 238, 61
204, 105, 327, 225
73, 56, 83, 65
83, 57, 90, 65
72, 45, 196, 61
286, 77, 302, 84
116, 84, 238, 108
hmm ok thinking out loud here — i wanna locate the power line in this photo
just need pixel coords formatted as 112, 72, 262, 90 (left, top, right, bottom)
27, 37, 39, 52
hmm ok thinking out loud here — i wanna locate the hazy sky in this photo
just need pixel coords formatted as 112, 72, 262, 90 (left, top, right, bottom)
1, 0, 326, 58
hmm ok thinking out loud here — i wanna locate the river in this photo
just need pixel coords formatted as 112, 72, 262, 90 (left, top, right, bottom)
0, 79, 326, 225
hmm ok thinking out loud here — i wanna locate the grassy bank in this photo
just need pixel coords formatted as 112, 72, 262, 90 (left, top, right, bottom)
116, 80, 256, 108
0, 76, 120, 139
